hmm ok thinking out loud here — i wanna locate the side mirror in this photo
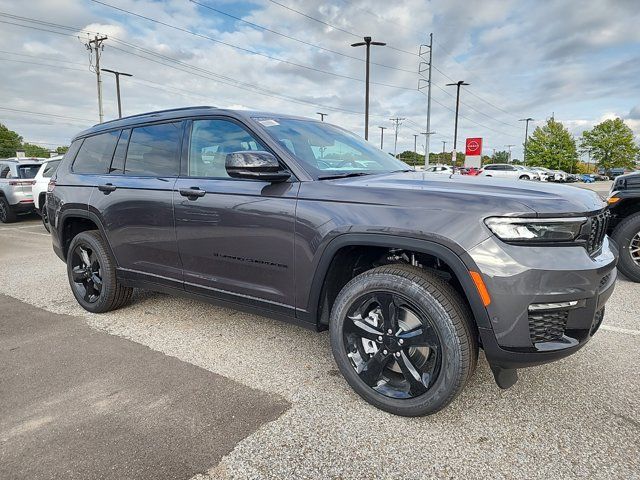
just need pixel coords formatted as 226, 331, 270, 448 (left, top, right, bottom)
225, 151, 291, 182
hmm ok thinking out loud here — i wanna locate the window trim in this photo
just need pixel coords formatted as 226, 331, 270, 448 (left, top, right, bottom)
182, 115, 297, 182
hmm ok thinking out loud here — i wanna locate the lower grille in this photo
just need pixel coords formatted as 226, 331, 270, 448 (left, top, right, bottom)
599, 273, 611, 290
529, 310, 569, 343
586, 211, 610, 256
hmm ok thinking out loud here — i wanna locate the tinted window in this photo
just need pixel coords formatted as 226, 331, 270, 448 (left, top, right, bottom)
189, 120, 264, 178
125, 122, 181, 176
484, 165, 496, 170
73, 131, 119, 174
42, 160, 61, 178
0, 164, 9, 178
110, 129, 130, 174
18, 165, 41, 179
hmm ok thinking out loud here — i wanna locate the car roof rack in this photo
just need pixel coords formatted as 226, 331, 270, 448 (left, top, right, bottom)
99, 106, 216, 126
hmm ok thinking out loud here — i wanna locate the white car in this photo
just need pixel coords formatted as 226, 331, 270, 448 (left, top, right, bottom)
529, 166, 554, 181
33, 156, 63, 231
479, 163, 538, 180
424, 165, 454, 174
550, 170, 568, 182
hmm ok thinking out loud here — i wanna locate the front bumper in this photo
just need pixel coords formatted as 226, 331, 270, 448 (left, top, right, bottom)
469, 236, 617, 369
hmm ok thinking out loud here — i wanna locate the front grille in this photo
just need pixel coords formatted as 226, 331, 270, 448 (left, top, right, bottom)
528, 310, 569, 343
586, 211, 609, 256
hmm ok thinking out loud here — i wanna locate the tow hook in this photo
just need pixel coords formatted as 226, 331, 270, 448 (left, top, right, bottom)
490, 365, 518, 389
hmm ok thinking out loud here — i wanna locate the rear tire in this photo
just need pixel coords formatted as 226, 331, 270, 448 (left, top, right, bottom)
329, 264, 478, 416
67, 230, 133, 312
0, 197, 17, 223
612, 212, 640, 282
39, 197, 51, 233
519, 175, 529, 180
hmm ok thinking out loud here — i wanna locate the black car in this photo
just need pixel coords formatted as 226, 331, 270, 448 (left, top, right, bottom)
608, 171, 640, 281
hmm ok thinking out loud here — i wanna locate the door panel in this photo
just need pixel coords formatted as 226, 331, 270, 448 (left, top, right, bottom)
174, 179, 298, 308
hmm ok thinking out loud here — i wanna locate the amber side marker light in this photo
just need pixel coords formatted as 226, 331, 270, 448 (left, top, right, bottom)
470, 271, 491, 307
607, 196, 620, 205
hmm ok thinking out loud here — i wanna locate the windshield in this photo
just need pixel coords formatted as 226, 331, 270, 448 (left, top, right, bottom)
255, 117, 409, 178
18, 164, 41, 179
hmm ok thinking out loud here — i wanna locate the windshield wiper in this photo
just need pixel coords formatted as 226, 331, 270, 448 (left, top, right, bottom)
317, 172, 372, 180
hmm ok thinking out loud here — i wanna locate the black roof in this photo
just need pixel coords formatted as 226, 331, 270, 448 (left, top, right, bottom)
74, 106, 317, 140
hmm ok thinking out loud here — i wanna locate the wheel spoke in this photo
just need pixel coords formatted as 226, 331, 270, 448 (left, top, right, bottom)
91, 273, 103, 292
71, 266, 85, 283
397, 324, 439, 348
396, 350, 429, 396
358, 350, 391, 387
375, 293, 398, 333
78, 247, 91, 267
345, 315, 383, 341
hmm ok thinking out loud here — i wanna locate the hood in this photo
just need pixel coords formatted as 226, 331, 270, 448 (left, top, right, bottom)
305, 171, 605, 216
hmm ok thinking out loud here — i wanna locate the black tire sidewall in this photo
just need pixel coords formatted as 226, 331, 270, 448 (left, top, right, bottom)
612, 213, 640, 282
330, 268, 470, 416
67, 231, 117, 313
0, 197, 16, 223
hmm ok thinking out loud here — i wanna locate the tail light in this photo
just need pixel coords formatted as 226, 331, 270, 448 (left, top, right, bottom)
47, 180, 56, 193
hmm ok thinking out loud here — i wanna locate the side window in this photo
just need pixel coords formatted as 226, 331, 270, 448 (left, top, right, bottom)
484, 165, 495, 170
0, 164, 9, 178
42, 160, 61, 178
72, 131, 119, 174
109, 129, 130, 174
189, 119, 264, 178
125, 122, 181, 176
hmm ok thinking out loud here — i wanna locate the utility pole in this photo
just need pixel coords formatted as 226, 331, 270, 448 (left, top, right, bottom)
317, 112, 328, 121
390, 117, 405, 157
379, 126, 387, 149
413, 134, 418, 153
446, 80, 470, 166
442, 141, 447, 153
351, 36, 386, 140
101, 68, 132, 119
418, 33, 434, 167
85, 34, 108, 123
505, 144, 515, 163
519, 117, 533, 166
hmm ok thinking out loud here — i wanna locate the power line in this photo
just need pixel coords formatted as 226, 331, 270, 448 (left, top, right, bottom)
189, 0, 415, 74
0, 106, 94, 123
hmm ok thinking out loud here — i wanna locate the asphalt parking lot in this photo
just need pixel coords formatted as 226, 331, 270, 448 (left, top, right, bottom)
0, 182, 638, 479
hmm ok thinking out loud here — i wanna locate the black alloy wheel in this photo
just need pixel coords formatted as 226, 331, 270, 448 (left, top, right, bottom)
343, 292, 442, 399
70, 243, 103, 304
330, 264, 477, 416
0, 197, 16, 223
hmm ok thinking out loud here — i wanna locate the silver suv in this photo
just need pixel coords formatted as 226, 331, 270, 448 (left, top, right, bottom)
0, 158, 42, 223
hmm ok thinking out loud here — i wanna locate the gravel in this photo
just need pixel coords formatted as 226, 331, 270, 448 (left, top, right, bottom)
1, 218, 638, 479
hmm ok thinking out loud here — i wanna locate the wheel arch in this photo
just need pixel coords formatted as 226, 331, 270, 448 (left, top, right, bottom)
58, 209, 117, 264
304, 234, 492, 331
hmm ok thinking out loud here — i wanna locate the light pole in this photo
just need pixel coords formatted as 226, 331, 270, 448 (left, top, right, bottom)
505, 144, 515, 163
317, 112, 328, 121
446, 80, 470, 166
519, 117, 533, 165
379, 126, 387, 150
101, 68, 132, 118
351, 36, 386, 140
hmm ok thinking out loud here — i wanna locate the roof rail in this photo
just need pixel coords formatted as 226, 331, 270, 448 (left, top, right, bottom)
99, 106, 216, 126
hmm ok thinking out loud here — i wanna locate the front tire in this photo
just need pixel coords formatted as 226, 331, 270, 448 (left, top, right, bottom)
329, 264, 478, 416
612, 213, 640, 282
67, 230, 133, 312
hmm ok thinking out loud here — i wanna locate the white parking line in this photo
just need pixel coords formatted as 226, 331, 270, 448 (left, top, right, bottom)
0, 226, 50, 237
601, 325, 640, 336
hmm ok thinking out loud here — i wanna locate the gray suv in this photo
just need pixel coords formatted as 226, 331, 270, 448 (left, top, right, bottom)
0, 158, 42, 223
47, 107, 617, 416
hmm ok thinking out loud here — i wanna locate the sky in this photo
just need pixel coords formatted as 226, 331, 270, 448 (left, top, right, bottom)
1, 0, 639, 160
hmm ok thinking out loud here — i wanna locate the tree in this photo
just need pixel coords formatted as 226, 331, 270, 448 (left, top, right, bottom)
524, 119, 578, 172
485, 150, 509, 164
0, 123, 23, 158
580, 118, 639, 171
56, 146, 69, 154
22, 143, 51, 158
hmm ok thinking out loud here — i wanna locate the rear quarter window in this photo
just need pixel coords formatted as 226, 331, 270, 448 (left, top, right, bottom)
72, 131, 120, 174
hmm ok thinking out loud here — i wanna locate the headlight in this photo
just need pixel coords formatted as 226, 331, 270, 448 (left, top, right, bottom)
484, 217, 586, 242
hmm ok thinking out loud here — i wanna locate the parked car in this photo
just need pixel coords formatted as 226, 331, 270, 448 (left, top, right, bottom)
529, 166, 554, 181
0, 157, 43, 223
424, 164, 454, 175
479, 163, 537, 180
607, 171, 640, 282
581, 174, 596, 183
48, 107, 617, 416
514, 165, 540, 180
33, 156, 63, 231
550, 170, 569, 182
608, 168, 626, 178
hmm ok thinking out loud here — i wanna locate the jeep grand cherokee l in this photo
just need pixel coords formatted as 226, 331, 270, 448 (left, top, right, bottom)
47, 107, 617, 416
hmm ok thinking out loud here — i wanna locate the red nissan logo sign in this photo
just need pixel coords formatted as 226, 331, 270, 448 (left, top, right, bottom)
465, 137, 483, 156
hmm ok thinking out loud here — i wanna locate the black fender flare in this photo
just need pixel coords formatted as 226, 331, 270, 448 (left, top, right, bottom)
304, 233, 491, 329
57, 208, 118, 265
